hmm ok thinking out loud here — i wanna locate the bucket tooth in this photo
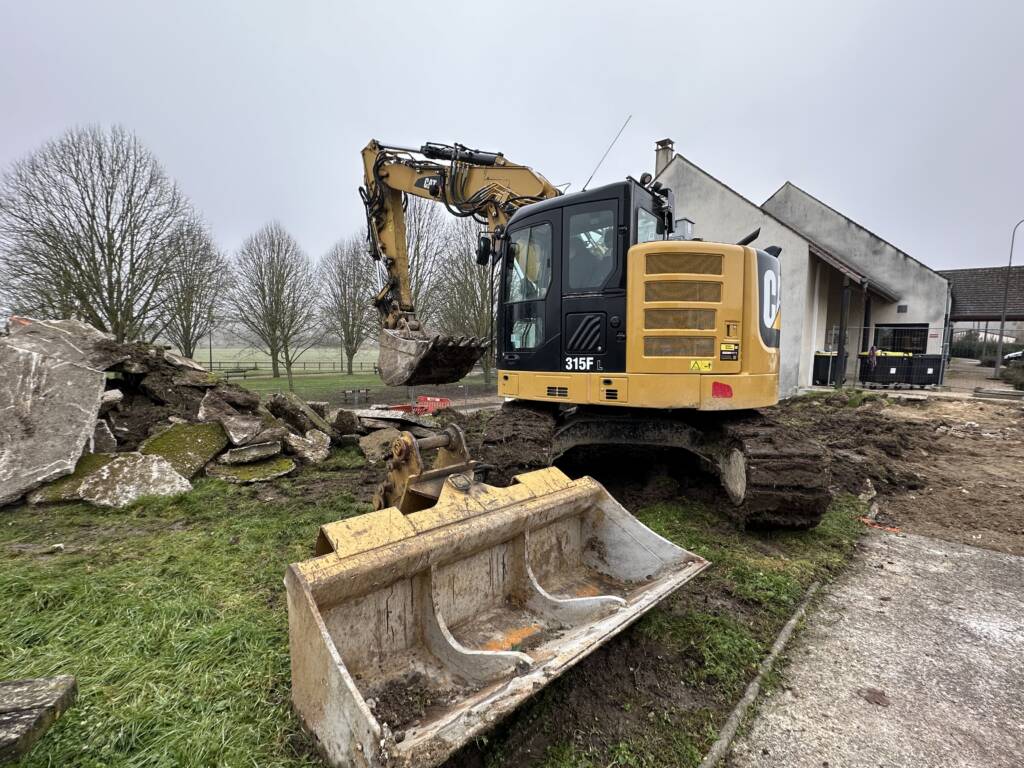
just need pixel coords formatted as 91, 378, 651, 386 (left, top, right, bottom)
286, 434, 709, 768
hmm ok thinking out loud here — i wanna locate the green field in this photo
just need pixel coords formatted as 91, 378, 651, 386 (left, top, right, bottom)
183, 347, 379, 373
234, 372, 492, 404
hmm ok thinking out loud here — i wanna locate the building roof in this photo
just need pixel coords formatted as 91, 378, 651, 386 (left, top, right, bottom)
664, 154, 902, 301
938, 266, 1024, 321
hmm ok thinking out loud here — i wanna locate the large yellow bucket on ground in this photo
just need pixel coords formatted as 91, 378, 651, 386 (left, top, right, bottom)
286, 444, 708, 767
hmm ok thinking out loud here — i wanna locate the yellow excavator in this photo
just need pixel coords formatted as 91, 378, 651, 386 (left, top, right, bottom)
284, 141, 828, 768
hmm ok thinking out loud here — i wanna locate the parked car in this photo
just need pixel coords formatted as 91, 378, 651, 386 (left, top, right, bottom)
1003, 349, 1023, 364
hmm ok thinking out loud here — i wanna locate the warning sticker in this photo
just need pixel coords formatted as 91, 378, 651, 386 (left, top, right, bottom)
720, 343, 739, 361
689, 360, 713, 372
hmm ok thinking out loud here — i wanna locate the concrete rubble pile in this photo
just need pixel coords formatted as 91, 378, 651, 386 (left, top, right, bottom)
0, 317, 369, 509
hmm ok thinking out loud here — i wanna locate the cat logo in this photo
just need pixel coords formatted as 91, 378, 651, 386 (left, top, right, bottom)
413, 175, 443, 194
757, 249, 781, 348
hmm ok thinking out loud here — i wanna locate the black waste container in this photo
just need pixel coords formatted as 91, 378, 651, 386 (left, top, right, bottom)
907, 354, 942, 386
813, 352, 846, 386
860, 353, 911, 386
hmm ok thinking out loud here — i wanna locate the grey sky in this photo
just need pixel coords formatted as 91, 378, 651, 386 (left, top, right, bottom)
1, 0, 1021, 269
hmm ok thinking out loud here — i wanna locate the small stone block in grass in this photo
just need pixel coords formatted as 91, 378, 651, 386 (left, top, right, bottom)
0, 675, 77, 763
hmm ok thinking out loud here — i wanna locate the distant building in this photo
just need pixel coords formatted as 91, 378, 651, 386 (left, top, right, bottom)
654, 140, 950, 395
938, 266, 1024, 344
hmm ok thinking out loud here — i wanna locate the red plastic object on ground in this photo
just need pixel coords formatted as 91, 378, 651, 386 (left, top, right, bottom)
385, 395, 452, 415
415, 395, 451, 413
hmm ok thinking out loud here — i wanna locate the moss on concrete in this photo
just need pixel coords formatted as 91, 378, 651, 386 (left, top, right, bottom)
141, 422, 229, 478
205, 455, 296, 484
28, 453, 115, 504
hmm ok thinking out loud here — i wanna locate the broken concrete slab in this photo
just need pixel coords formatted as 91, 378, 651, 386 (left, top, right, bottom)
359, 427, 402, 463
267, 392, 338, 442
244, 420, 293, 446
0, 675, 77, 763
206, 455, 296, 484
284, 429, 331, 464
76, 453, 192, 508
217, 441, 282, 465
140, 422, 230, 478
162, 351, 206, 371
0, 340, 106, 507
198, 391, 264, 446
27, 453, 115, 505
353, 408, 437, 430
91, 420, 118, 453
99, 388, 123, 414
332, 408, 360, 435
4, 316, 127, 370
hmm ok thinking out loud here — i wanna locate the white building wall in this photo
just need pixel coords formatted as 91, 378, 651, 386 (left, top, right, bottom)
657, 156, 812, 396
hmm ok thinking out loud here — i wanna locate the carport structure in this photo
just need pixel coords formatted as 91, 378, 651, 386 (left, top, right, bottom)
939, 265, 1024, 334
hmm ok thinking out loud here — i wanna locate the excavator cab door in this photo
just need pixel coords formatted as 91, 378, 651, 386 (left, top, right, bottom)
499, 210, 562, 372
560, 195, 628, 375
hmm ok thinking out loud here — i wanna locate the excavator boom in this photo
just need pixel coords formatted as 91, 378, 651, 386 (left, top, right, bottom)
360, 140, 560, 386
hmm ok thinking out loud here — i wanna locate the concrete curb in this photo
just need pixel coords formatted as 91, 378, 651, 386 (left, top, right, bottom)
697, 580, 822, 768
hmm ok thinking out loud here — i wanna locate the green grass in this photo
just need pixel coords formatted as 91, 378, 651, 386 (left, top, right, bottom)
235, 372, 491, 403
0, 450, 370, 768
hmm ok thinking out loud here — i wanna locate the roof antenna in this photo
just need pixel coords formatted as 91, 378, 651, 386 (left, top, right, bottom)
582, 114, 632, 191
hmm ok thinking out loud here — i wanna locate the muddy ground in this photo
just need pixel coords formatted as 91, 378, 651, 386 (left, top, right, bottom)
773, 393, 1024, 555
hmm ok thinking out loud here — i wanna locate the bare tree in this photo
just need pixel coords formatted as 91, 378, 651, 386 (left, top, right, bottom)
321, 233, 376, 374
229, 222, 322, 387
433, 217, 499, 381
0, 125, 190, 341
160, 217, 230, 359
403, 196, 450, 325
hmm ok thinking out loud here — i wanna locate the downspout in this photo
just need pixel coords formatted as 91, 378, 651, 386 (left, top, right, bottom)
835, 276, 851, 389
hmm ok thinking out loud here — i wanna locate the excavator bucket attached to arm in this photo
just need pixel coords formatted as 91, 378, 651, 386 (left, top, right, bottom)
285, 428, 709, 768
377, 328, 488, 388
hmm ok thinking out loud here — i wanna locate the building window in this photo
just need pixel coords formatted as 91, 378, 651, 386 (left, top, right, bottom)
874, 324, 928, 353
897, 304, 908, 314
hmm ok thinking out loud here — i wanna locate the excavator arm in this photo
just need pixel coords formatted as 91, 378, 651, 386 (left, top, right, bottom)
360, 140, 560, 386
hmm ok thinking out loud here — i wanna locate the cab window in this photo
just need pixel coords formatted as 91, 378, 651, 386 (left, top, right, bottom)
637, 208, 659, 243
566, 207, 615, 293
505, 222, 553, 302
